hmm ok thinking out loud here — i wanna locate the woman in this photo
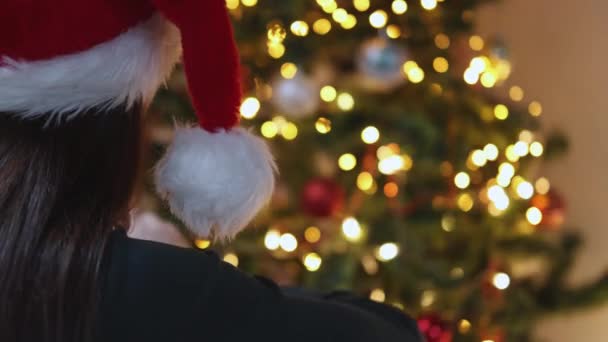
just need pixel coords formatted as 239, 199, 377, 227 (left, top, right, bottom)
0, 1, 422, 341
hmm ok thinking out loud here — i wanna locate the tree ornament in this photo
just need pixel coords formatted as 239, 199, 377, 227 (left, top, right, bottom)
300, 178, 345, 217
488, 36, 509, 61
417, 314, 453, 342
531, 190, 566, 230
356, 37, 408, 90
271, 73, 320, 119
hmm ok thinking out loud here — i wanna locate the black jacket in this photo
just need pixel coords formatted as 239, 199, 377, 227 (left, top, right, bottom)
99, 230, 422, 341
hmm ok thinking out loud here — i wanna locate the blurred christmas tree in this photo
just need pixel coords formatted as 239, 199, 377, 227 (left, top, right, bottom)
146, 0, 608, 341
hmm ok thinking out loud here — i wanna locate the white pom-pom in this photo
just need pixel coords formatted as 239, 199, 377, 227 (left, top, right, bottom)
155, 126, 276, 240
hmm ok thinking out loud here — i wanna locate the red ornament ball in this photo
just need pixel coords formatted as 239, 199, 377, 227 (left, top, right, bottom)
417, 314, 453, 342
301, 178, 344, 217
531, 190, 566, 229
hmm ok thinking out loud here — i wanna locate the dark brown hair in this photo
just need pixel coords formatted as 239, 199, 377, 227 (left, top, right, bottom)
0, 106, 143, 342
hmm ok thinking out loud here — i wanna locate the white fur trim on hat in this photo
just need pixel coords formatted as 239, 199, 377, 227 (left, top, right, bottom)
0, 14, 181, 121
155, 126, 277, 240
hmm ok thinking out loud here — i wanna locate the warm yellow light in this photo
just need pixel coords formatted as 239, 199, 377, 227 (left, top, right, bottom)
430, 83, 443, 95
384, 182, 399, 198
267, 42, 286, 59
332, 8, 348, 23
267, 24, 287, 43
499, 162, 515, 178
361, 126, 380, 144
369, 10, 388, 28
338, 153, 357, 171
497, 174, 512, 188
492, 272, 511, 290
315, 117, 332, 134
386, 25, 402, 39
471, 149, 488, 167
469, 35, 485, 51
272, 115, 287, 128
526, 207, 543, 225
354, 0, 371, 11
510, 86, 524, 102
454, 172, 471, 189
304, 226, 322, 243
519, 130, 534, 143
441, 215, 455, 232
488, 185, 510, 210
469, 56, 489, 73
290, 21, 309, 36
377, 144, 399, 160
280, 62, 298, 79
535, 177, 551, 195
226, 0, 240, 10
421, 0, 438, 10
494, 104, 509, 120
402, 154, 413, 171
376, 243, 400, 261
514, 141, 529, 157
392, 0, 408, 14
279, 233, 298, 252
313, 18, 332, 35
195, 239, 211, 250
458, 320, 472, 334
223, 253, 239, 267
303, 253, 323, 271
420, 290, 436, 307
407, 67, 425, 83
361, 255, 379, 275
316, 0, 333, 6
487, 202, 503, 217
433, 57, 449, 73
463, 68, 479, 85
378, 155, 405, 175
483, 144, 499, 161
240, 97, 261, 119
264, 229, 281, 250
337, 92, 355, 111
434, 33, 450, 49
241, 0, 258, 7
370, 288, 386, 302
341, 14, 357, 29
529, 101, 543, 116
357, 172, 375, 191
281, 122, 298, 140
457, 193, 474, 212
505, 145, 520, 162
321, 1, 338, 13
261, 121, 279, 138
529, 141, 544, 157
320, 85, 337, 102
480, 71, 497, 88
511, 175, 525, 188
402, 61, 418, 73
342, 217, 363, 242
516, 181, 534, 199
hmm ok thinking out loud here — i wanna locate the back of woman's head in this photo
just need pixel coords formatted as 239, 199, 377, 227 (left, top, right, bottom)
0, 106, 142, 342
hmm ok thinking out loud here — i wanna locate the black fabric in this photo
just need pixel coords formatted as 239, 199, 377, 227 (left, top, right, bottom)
98, 230, 422, 341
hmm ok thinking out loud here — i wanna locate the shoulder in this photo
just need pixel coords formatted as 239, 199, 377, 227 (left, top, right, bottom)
101, 231, 421, 342
100, 230, 285, 341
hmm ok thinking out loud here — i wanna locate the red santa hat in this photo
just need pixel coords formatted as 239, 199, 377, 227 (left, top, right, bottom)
0, 0, 276, 240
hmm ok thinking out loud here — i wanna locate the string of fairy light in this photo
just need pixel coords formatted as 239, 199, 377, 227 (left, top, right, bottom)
198, 1, 553, 336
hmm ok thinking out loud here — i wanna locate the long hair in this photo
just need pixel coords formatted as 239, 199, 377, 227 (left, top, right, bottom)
0, 106, 143, 342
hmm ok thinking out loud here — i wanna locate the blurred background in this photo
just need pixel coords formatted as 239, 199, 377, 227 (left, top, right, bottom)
146, 1, 608, 341
478, 1, 608, 341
